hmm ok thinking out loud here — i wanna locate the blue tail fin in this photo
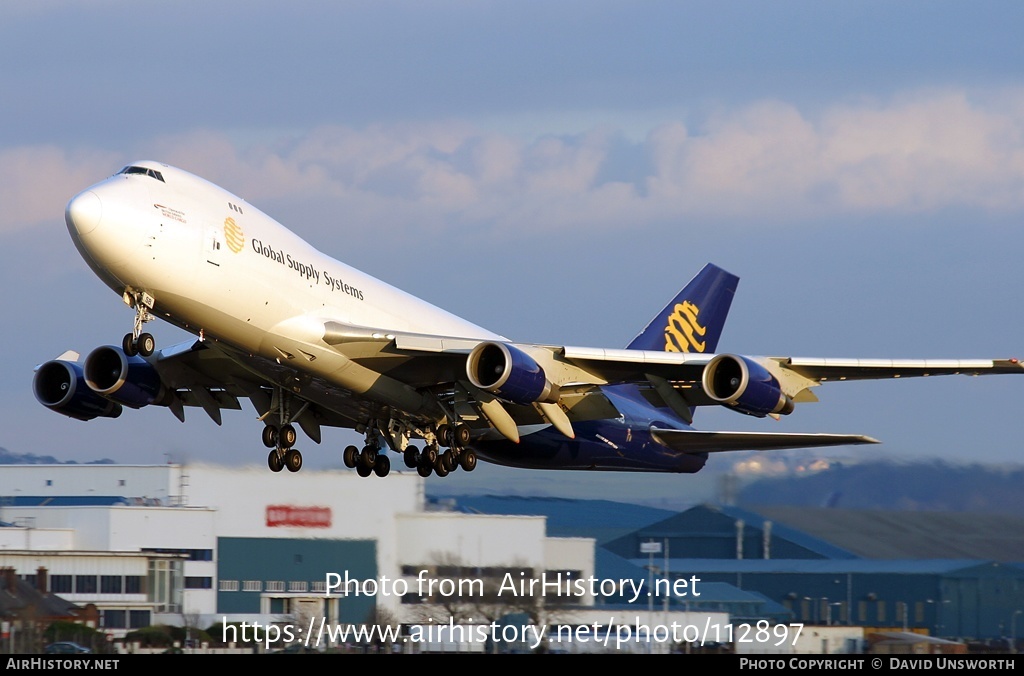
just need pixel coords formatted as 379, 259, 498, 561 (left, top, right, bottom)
627, 263, 739, 353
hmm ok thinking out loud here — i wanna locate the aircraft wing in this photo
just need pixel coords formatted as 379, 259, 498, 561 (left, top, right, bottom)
372, 328, 1024, 402
346, 327, 1024, 426
560, 350, 1024, 407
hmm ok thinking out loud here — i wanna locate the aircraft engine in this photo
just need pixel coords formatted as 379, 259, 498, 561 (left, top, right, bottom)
84, 346, 167, 409
701, 354, 794, 417
33, 359, 123, 421
467, 342, 559, 405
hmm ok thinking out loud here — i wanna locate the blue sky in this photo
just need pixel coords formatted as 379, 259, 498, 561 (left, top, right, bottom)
4, 2, 1024, 503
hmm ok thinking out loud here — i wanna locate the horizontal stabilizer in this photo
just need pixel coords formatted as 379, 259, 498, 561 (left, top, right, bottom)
650, 428, 879, 453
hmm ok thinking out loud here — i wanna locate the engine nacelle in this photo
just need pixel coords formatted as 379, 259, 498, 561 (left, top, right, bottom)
84, 346, 166, 409
701, 354, 794, 417
33, 360, 123, 421
466, 342, 558, 405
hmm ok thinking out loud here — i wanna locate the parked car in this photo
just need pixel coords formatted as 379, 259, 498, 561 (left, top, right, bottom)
44, 642, 92, 654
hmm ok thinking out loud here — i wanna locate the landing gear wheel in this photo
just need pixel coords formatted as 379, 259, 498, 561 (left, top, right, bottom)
122, 333, 138, 357
422, 445, 438, 466
262, 425, 278, 449
343, 445, 359, 469
416, 462, 433, 478
453, 423, 472, 448
268, 450, 284, 472
436, 424, 451, 448
360, 446, 378, 469
356, 463, 372, 477
373, 455, 391, 477
460, 450, 478, 472
137, 333, 155, 357
433, 458, 449, 478
404, 446, 419, 469
441, 450, 456, 472
284, 448, 302, 472
279, 424, 297, 449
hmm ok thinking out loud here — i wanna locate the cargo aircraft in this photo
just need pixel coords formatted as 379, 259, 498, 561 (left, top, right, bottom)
34, 161, 1024, 478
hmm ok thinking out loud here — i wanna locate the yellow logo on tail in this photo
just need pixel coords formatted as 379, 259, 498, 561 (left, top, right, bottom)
664, 301, 707, 352
224, 217, 245, 254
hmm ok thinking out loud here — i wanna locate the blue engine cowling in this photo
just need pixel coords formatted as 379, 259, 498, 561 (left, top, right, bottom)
466, 342, 558, 405
701, 354, 794, 417
84, 346, 166, 409
33, 360, 123, 421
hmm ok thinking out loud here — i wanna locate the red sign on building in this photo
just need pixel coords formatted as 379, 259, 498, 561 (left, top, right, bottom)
266, 505, 332, 528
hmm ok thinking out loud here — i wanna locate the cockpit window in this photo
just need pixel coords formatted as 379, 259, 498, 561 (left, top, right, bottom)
118, 166, 165, 182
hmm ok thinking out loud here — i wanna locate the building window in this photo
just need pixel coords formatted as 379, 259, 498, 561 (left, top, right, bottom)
265, 581, 284, 592
45, 480, 53, 486
125, 576, 143, 594
243, 580, 262, 592
184, 577, 213, 590
102, 609, 126, 629
101, 576, 122, 594
288, 581, 308, 593
219, 580, 239, 592
310, 580, 326, 593
75, 575, 97, 594
51, 575, 72, 594
129, 610, 150, 629
148, 559, 183, 613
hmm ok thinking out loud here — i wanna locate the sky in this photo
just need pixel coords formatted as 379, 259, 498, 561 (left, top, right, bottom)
4, 1, 1024, 506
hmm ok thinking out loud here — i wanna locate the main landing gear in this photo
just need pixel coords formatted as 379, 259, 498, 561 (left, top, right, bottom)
403, 422, 477, 478
261, 387, 307, 474
340, 418, 477, 479
121, 290, 156, 357
264, 422, 302, 473
343, 442, 391, 478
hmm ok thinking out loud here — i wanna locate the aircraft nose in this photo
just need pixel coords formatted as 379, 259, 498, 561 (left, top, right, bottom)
66, 190, 103, 236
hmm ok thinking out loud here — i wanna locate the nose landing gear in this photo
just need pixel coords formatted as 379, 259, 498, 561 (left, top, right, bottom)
121, 290, 156, 357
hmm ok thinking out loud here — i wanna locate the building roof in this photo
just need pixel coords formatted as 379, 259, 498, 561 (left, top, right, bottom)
447, 495, 674, 544
628, 558, 1001, 575
0, 496, 131, 507
0, 570, 81, 619
750, 506, 1024, 562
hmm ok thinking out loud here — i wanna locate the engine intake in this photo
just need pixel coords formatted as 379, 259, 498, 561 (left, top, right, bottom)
702, 354, 794, 417
84, 346, 167, 409
466, 342, 559, 405
33, 360, 122, 421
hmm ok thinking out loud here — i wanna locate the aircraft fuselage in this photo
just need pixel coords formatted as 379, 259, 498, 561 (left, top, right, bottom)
64, 162, 702, 473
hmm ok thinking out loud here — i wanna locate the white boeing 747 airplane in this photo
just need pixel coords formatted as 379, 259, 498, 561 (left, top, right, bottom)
33, 161, 1024, 478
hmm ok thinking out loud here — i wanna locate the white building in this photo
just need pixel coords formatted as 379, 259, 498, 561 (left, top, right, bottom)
0, 464, 595, 644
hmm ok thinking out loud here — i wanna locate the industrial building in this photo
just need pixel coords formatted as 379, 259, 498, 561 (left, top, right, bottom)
0, 464, 1017, 651
0, 464, 714, 653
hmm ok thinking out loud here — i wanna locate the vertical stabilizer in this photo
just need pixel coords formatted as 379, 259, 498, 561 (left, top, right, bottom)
626, 263, 739, 354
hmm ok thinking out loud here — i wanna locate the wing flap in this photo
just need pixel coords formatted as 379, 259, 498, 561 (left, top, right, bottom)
650, 428, 879, 453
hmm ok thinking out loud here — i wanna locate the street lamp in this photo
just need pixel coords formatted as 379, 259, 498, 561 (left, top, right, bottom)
1011, 610, 1022, 653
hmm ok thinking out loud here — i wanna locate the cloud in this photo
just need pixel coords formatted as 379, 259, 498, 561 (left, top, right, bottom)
6, 88, 1024, 238
0, 146, 120, 234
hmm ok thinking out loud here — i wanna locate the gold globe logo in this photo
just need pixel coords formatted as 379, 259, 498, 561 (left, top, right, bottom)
224, 217, 245, 254
664, 301, 707, 353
